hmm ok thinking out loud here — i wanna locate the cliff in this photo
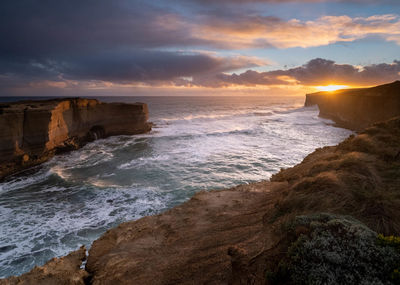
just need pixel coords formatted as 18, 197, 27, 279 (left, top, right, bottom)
4, 115, 399, 284
84, 117, 400, 284
3, 86, 400, 284
0, 98, 151, 180
305, 80, 400, 131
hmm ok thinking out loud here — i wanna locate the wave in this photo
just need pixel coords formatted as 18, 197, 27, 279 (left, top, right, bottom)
272, 105, 317, 115
0, 184, 171, 277
0, 97, 354, 278
0, 169, 52, 194
158, 105, 301, 124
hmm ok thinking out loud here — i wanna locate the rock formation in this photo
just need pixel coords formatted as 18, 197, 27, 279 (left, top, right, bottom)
305, 80, 400, 131
0, 246, 88, 285
83, 116, 400, 284
4, 115, 400, 284
2, 82, 400, 284
0, 98, 151, 180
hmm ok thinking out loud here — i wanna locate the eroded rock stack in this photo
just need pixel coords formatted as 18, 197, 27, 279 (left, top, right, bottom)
0, 98, 151, 180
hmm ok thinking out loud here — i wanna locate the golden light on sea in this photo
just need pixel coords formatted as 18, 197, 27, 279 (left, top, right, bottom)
315, 85, 349, 92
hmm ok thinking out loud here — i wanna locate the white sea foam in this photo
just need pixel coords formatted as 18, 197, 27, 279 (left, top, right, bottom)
0, 96, 353, 278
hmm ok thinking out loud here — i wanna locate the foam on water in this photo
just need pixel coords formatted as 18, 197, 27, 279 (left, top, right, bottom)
0, 96, 353, 277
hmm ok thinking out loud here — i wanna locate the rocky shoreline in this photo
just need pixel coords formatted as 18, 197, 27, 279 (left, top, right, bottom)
0, 98, 151, 181
305, 81, 400, 131
1, 82, 400, 284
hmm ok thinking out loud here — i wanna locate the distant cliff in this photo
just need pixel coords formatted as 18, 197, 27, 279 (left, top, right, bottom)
4, 115, 400, 284
305, 81, 400, 131
3, 83, 400, 284
0, 98, 151, 180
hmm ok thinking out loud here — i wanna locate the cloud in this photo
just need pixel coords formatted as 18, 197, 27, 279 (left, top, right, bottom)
1, 1, 400, 56
59, 51, 263, 83
184, 58, 400, 87
0, 0, 201, 56
0, 50, 264, 89
2, 58, 399, 94
192, 14, 400, 49
0, 0, 399, 94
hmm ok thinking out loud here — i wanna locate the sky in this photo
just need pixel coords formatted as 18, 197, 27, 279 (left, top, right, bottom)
1, 0, 400, 97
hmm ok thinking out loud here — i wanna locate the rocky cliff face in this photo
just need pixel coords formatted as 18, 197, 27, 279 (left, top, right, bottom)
4, 116, 397, 285
82, 116, 400, 284
3, 86, 400, 284
305, 81, 400, 131
0, 98, 151, 180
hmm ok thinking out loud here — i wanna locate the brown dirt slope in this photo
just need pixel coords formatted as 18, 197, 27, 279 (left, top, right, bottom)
85, 117, 400, 284
2, 117, 400, 284
86, 182, 286, 285
270, 117, 400, 236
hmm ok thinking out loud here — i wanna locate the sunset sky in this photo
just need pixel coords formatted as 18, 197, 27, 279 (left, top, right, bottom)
1, 0, 400, 96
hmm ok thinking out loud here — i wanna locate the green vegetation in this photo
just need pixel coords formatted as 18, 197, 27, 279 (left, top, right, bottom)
268, 214, 400, 285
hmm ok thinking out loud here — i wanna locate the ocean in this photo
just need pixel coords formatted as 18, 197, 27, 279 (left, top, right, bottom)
0, 95, 353, 277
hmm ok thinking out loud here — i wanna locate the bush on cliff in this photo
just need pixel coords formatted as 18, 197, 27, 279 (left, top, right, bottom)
268, 213, 400, 285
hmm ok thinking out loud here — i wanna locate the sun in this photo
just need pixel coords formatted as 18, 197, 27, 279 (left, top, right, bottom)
316, 85, 349, 92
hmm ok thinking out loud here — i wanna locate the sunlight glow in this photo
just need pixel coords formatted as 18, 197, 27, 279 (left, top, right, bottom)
316, 85, 349, 92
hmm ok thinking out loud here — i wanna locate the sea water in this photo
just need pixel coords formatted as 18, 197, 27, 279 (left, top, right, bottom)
0, 96, 352, 277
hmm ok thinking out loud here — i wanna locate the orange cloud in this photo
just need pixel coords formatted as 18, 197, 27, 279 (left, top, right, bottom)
178, 58, 400, 88
191, 14, 400, 48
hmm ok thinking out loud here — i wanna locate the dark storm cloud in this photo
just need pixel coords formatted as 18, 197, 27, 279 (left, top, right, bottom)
187, 59, 400, 87
0, 0, 399, 92
0, 0, 261, 86
0, 50, 261, 85
0, 0, 198, 57
58, 51, 261, 83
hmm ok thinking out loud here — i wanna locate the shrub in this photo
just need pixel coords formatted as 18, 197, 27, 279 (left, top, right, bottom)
269, 213, 400, 285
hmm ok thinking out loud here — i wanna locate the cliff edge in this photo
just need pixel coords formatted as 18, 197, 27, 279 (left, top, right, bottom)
3, 116, 400, 283
0, 98, 151, 180
82, 116, 400, 284
3, 84, 400, 284
305, 80, 400, 131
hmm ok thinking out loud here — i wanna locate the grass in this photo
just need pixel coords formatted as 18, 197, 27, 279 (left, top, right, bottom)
268, 117, 400, 236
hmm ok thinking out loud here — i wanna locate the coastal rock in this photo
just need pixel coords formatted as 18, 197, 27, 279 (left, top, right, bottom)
4, 86, 400, 284
6, 116, 400, 284
305, 80, 400, 131
269, 116, 400, 235
85, 116, 400, 284
86, 182, 284, 284
0, 246, 88, 285
0, 98, 151, 180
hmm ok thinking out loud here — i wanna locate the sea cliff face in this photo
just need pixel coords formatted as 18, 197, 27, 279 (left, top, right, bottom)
2, 83, 400, 284
7, 115, 396, 285
84, 116, 400, 284
0, 98, 151, 180
305, 80, 400, 131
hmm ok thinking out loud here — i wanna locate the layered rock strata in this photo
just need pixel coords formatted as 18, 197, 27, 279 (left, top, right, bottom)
0, 98, 151, 180
5, 115, 398, 284
305, 80, 400, 131
3, 82, 400, 284
84, 117, 400, 284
